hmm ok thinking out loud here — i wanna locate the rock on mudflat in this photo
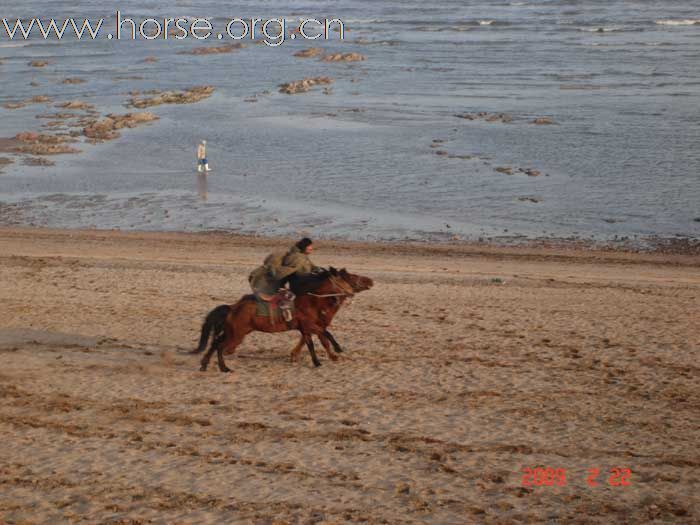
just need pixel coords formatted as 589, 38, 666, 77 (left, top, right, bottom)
495, 166, 540, 177
455, 112, 512, 123
82, 113, 159, 142
495, 166, 514, 175
4, 95, 52, 109
34, 112, 78, 120
0, 157, 14, 173
320, 53, 366, 63
28, 96, 52, 104
279, 77, 333, 94
179, 43, 245, 55
12, 132, 80, 155
126, 86, 215, 108
56, 101, 95, 111
294, 48, 323, 58
24, 157, 55, 166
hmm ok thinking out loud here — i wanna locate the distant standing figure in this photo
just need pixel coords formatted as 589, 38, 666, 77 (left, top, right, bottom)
197, 140, 211, 173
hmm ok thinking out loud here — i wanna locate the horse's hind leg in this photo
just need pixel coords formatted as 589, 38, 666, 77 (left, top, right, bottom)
323, 330, 343, 354
304, 334, 322, 368
318, 333, 338, 361
216, 331, 247, 373
200, 334, 223, 371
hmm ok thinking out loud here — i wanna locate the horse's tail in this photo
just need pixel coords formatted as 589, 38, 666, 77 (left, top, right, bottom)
191, 304, 231, 354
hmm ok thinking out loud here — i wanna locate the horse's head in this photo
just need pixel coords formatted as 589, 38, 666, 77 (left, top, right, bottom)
336, 268, 373, 293
291, 267, 373, 296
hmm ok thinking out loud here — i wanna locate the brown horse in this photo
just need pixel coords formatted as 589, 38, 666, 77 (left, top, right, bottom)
194, 268, 373, 372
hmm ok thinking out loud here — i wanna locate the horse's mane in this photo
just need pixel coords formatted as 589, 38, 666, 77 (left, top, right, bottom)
288, 268, 335, 295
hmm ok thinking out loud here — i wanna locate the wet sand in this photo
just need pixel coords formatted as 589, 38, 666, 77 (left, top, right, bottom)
0, 227, 698, 524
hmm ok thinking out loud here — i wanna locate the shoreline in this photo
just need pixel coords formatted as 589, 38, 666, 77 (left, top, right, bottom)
1, 225, 698, 265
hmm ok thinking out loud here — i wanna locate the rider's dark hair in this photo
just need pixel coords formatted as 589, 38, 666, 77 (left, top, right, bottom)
296, 237, 313, 251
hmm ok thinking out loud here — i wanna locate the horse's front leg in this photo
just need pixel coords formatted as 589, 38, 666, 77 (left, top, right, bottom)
322, 330, 343, 354
304, 334, 322, 368
318, 333, 338, 361
290, 335, 305, 363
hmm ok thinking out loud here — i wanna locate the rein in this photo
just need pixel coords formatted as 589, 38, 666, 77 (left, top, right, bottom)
307, 275, 354, 299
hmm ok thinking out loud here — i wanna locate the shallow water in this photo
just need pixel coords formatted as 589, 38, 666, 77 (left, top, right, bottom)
1, 0, 699, 242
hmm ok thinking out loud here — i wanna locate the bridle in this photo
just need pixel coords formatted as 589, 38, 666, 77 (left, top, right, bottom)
307, 275, 355, 299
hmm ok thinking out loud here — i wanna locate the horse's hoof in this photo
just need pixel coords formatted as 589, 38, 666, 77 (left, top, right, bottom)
199, 366, 207, 372
313, 361, 322, 368
334, 347, 343, 353
220, 367, 232, 373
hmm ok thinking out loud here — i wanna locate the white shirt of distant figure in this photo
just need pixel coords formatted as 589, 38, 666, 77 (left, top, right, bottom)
197, 140, 211, 173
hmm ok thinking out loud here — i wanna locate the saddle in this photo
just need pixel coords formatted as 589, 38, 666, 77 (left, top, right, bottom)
254, 289, 294, 322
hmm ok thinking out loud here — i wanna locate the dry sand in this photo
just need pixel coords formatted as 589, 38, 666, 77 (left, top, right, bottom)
0, 227, 698, 524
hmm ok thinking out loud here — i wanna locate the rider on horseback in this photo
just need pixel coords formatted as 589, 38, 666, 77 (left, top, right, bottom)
249, 237, 321, 322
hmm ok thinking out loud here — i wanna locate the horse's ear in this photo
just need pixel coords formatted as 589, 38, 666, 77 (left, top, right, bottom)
329, 266, 337, 274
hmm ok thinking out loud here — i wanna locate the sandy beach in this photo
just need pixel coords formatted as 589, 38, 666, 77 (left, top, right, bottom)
0, 227, 698, 523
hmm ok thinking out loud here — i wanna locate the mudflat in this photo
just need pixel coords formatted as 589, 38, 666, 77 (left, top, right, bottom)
0, 227, 698, 524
